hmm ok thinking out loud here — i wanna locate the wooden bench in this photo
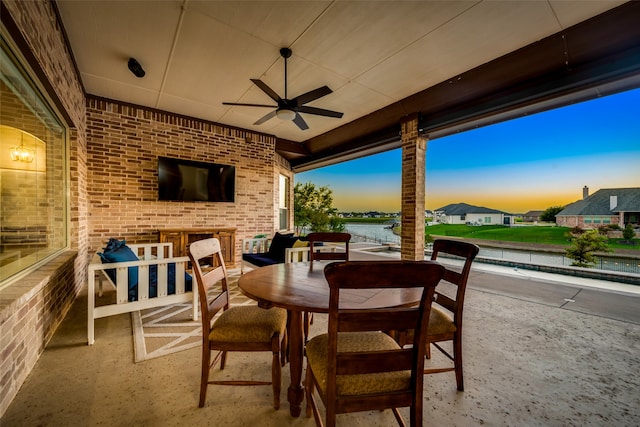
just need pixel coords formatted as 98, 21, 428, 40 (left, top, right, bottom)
87, 242, 197, 345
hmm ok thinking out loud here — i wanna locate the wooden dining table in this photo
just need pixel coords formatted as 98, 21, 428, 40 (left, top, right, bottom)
237, 261, 423, 417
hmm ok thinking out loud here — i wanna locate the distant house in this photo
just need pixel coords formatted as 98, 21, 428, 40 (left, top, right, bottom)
522, 210, 544, 223
556, 187, 640, 229
435, 203, 510, 225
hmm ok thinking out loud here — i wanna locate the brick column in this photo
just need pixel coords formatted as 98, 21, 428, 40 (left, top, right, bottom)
400, 114, 426, 260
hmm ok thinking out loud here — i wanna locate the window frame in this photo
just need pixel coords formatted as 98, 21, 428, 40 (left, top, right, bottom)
0, 29, 70, 289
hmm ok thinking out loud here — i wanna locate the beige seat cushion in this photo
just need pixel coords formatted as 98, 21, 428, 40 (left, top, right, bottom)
427, 307, 457, 336
306, 331, 411, 396
210, 306, 287, 342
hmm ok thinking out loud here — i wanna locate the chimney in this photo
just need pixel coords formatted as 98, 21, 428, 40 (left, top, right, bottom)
610, 195, 617, 210
583, 186, 589, 199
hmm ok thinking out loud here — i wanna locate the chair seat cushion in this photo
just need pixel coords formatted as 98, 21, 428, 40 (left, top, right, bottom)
210, 306, 287, 342
428, 307, 457, 335
306, 331, 411, 396
242, 253, 279, 267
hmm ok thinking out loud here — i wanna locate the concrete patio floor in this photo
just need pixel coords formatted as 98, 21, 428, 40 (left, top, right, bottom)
2, 243, 639, 426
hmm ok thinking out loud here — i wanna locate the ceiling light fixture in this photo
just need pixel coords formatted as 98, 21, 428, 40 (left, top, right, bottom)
10, 135, 35, 163
128, 57, 145, 78
276, 108, 296, 121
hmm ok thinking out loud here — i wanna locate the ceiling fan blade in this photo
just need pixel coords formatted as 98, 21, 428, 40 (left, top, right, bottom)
223, 102, 276, 108
251, 79, 282, 103
292, 86, 332, 105
292, 113, 309, 130
253, 110, 277, 125
297, 105, 344, 118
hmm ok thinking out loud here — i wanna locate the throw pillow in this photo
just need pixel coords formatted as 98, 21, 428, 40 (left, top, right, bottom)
291, 238, 309, 262
292, 239, 309, 248
267, 232, 296, 262
98, 239, 139, 300
102, 237, 127, 253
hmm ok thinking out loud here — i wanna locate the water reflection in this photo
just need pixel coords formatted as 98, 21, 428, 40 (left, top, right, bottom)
344, 223, 400, 244
344, 223, 640, 274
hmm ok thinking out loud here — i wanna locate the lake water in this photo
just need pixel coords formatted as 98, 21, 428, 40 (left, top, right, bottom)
344, 223, 400, 244
344, 223, 640, 274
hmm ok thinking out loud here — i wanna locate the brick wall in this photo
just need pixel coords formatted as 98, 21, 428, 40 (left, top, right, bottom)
1, 0, 291, 416
0, 0, 87, 416
85, 97, 292, 260
557, 215, 622, 229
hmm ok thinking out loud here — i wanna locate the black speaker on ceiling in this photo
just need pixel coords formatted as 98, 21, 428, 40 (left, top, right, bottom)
127, 58, 145, 78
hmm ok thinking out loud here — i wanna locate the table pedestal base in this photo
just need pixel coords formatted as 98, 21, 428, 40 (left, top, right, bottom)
287, 309, 305, 417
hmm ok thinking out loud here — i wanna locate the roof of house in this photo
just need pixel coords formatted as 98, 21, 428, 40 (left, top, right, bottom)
436, 203, 507, 216
523, 210, 544, 216
557, 188, 640, 216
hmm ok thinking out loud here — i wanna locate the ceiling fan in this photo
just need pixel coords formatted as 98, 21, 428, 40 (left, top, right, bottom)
223, 47, 343, 130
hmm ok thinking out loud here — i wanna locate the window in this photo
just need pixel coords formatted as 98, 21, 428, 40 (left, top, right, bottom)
594, 218, 601, 224
0, 34, 68, 287
484, 217, 491, 224
278, 174, 290, 230
584, 217, 592, 224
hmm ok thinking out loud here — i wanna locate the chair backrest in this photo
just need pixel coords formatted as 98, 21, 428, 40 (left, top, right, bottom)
430, 239, 479, 325
307, 232, 351, 268
188, 238, 229, 340
323, 261, 445, 407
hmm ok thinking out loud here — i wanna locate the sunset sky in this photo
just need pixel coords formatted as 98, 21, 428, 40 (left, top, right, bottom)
296, 87, 640, 214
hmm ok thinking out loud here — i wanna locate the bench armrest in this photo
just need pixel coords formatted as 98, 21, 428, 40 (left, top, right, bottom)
285, 247, 310, 263
241, 238, 271, 254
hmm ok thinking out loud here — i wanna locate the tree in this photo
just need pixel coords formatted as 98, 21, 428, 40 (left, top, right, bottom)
294, 182, 345, 234
623, 223, 636, 241
540, 205, 564, 223
565, 229, 612, 268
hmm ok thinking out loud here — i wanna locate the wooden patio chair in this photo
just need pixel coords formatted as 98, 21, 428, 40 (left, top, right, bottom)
423, 239, 479, 391
188, 238, 288, 409
307, 232, 351, 270
305, 232, 351, 343
395, 239, 479, 391
305, 260, 445, 427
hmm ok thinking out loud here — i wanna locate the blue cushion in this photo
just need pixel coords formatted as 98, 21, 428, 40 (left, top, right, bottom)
98, 239, 192, 302
146, 263, 193, 300
242, 253, 280, 267
98, 240, 139, 292
103, 237, 127, 252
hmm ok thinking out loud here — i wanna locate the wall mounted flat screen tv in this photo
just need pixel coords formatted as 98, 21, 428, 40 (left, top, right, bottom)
158, 156, 235, 202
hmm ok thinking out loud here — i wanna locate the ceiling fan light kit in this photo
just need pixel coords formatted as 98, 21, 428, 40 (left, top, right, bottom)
223, 47, 343, 130
276, 109, 296, 121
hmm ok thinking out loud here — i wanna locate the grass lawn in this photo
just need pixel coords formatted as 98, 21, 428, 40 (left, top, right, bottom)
422, 224, 640, 251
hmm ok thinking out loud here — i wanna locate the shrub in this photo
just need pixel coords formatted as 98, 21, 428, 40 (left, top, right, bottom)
623, 223, 636, 241
425, 233, 434, 247
565, 230, 613, 267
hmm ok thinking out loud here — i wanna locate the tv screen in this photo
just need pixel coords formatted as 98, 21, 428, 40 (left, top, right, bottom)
158, 156, 235, 202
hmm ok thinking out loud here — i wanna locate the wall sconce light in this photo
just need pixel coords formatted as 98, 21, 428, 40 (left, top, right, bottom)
10, 135, 35, 163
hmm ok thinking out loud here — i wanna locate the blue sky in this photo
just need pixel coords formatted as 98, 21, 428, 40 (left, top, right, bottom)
296, 87, 640, 213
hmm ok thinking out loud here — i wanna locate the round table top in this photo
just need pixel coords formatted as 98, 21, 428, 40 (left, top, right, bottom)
237, 262, 423, 313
